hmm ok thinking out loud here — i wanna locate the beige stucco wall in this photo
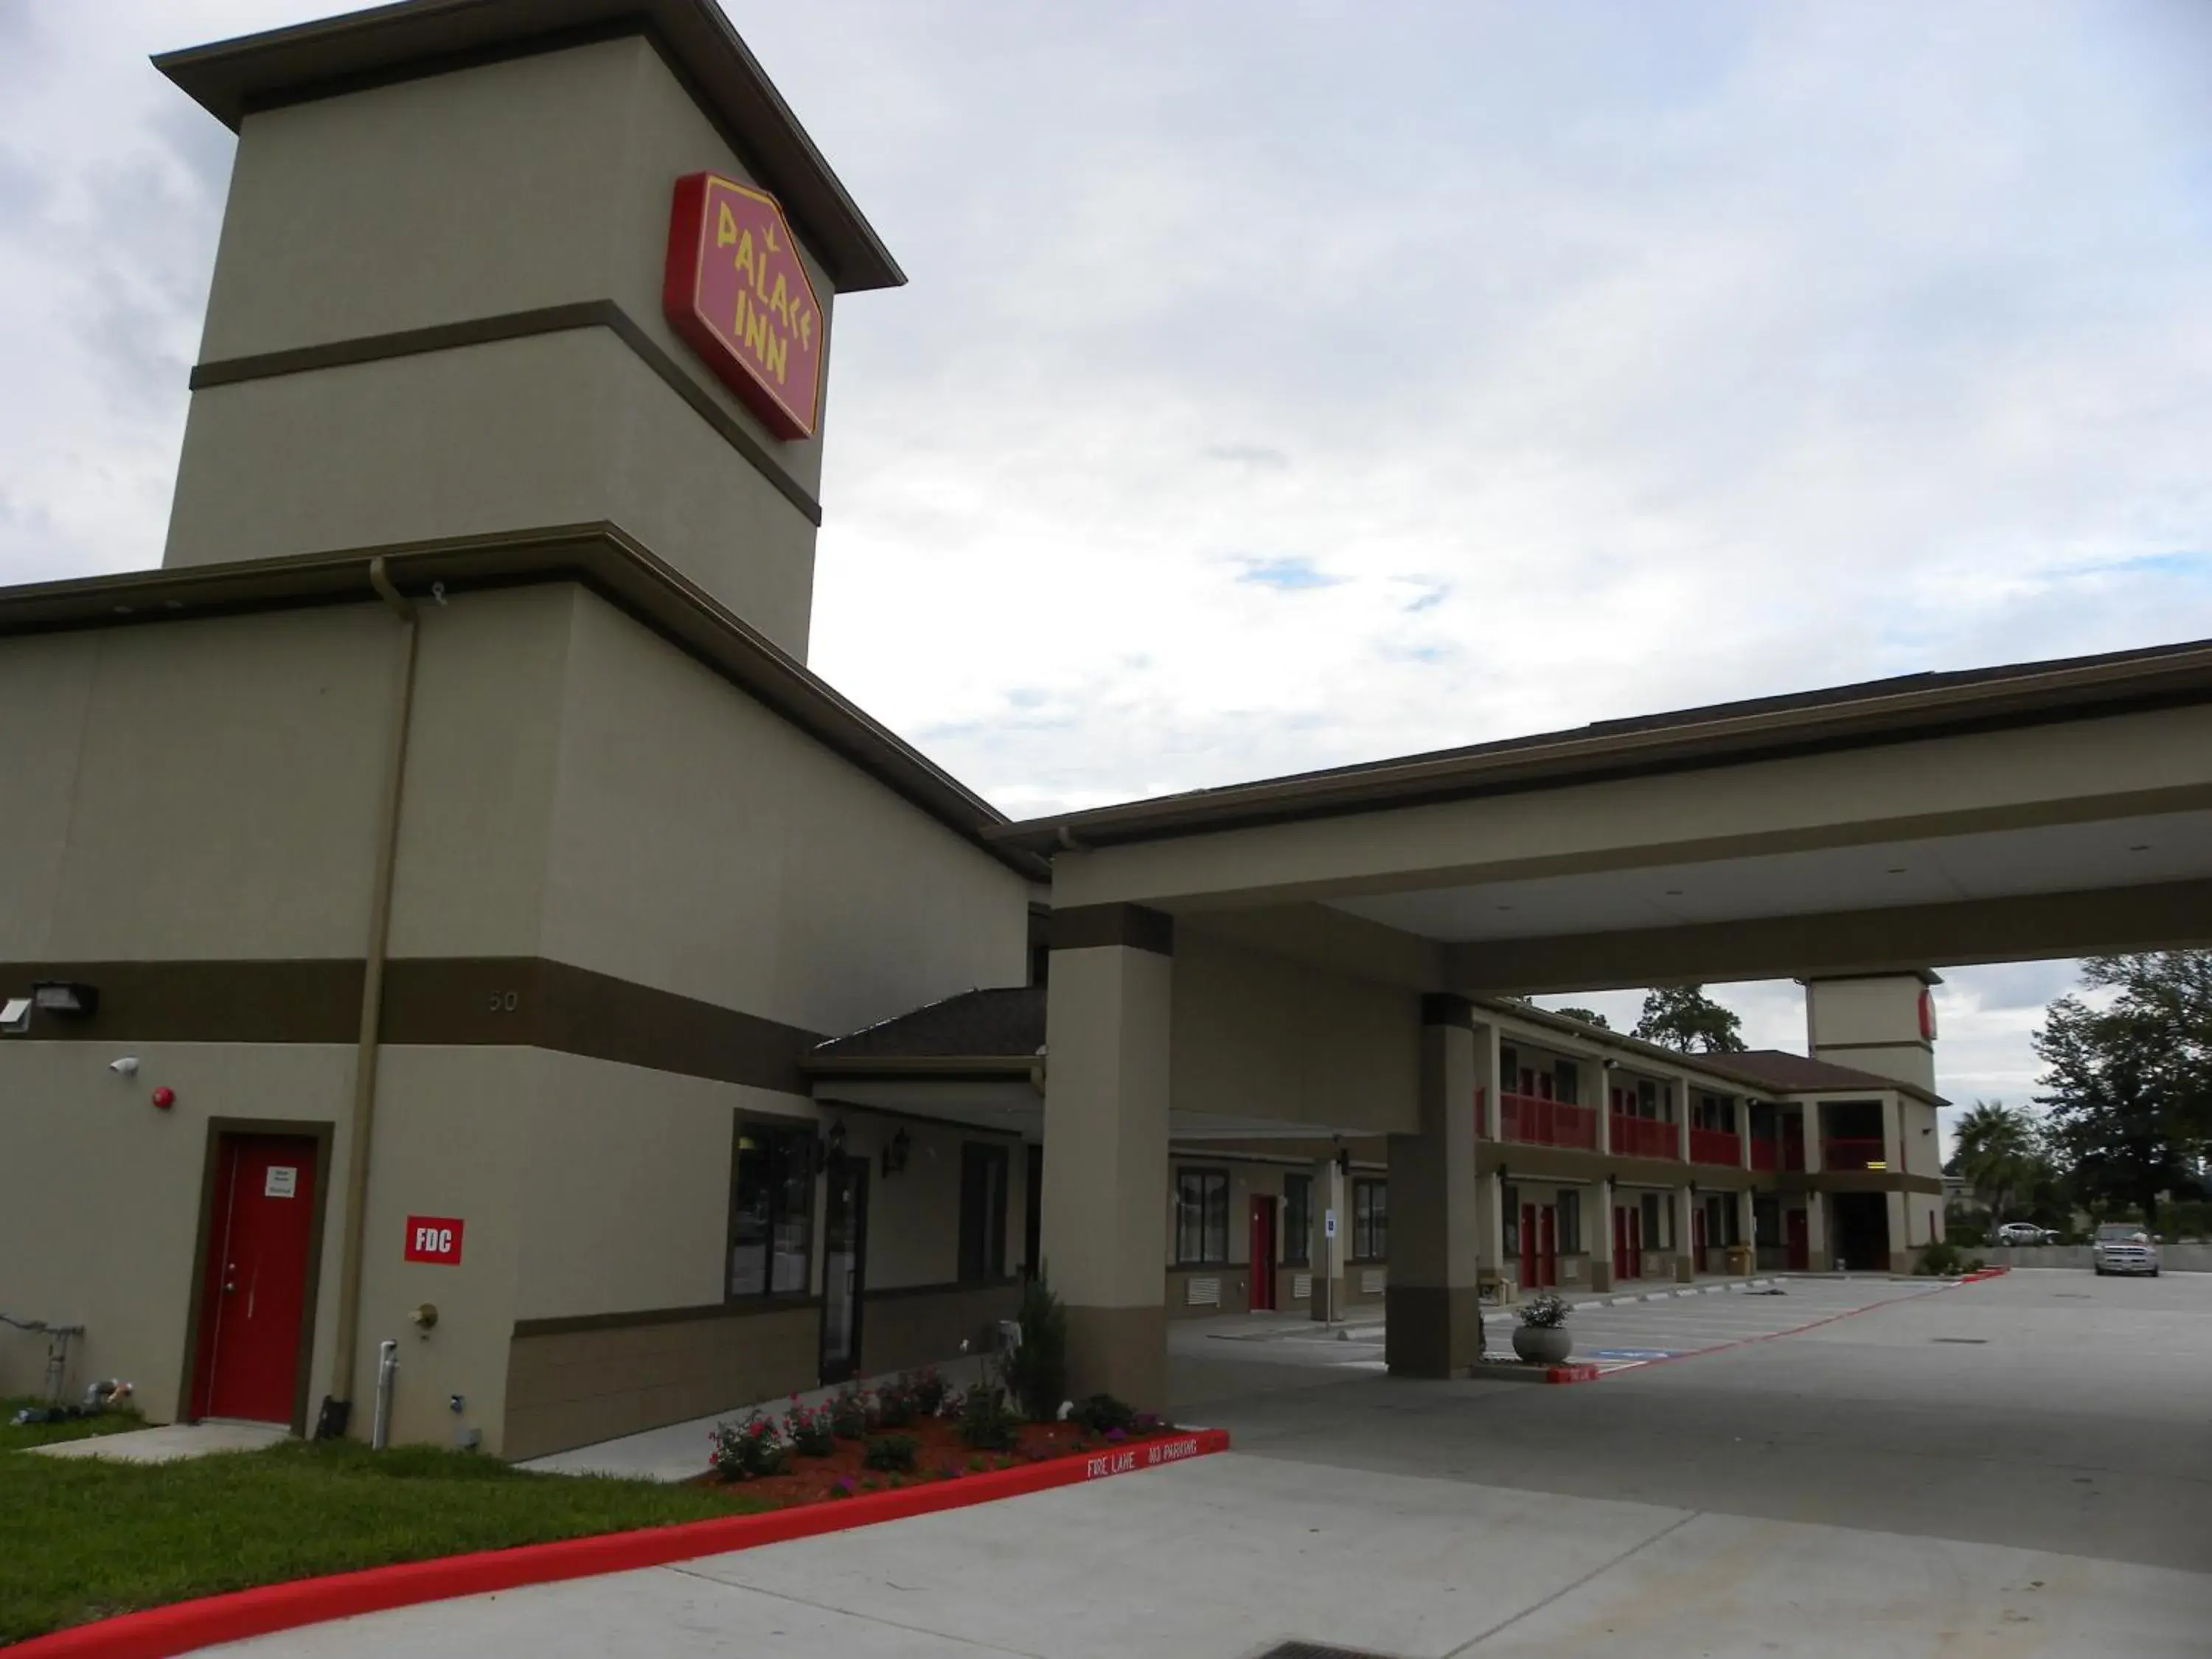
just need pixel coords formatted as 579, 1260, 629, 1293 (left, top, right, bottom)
0, 1040, 357, 1425
171, 36, 836, 655
0, 611, 392, 961
1169, 928, 1421, 1135
539, 588, 1030, 1037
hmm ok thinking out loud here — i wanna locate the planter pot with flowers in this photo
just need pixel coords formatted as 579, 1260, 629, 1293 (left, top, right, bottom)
1511, 1291, 1573, 1365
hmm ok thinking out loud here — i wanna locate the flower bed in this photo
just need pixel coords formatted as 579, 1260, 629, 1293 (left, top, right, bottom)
700, 1413, 1141, 1507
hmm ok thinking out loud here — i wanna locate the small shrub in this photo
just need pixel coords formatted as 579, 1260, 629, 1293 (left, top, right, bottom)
709, 1412, 787, 1481
1001, 1272, 1070, 1422
909, 1366, 950, 1417
828, 1385, 875, 1441
783, 1400, 836, 1457
956, 1383, 1021, 1452
874, 1377, 919, 1430
1069, 1394, 1138, 1436
1518, 1292, 1571, 1329
1916, 1240, 1965, 1277
1966, 1256, 1988, 1272
863, 1433, 919, 1472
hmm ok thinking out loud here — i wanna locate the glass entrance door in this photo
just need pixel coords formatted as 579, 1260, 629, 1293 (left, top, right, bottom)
818, 1155, 869, 1384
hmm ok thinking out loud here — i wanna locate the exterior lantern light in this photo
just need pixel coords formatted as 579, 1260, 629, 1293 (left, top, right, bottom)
880, 1127, 911, 1178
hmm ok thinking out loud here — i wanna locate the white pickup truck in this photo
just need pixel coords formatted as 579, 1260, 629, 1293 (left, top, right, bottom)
2091, 1222, 2161, 1277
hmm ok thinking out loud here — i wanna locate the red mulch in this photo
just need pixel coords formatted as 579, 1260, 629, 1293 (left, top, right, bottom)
695, 1417, 1113, 1509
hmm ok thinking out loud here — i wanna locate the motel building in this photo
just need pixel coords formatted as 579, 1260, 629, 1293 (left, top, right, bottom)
4, 0, 2211, 1458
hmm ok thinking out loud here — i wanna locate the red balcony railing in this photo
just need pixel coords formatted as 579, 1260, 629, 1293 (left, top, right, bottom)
1823, 1136, 1888, 1171
1748, 1136, 1778, 1172
1500, 1092, 1599, 1150
1610, 1113, 1680, 1161
1689, 1127, 1742, 1166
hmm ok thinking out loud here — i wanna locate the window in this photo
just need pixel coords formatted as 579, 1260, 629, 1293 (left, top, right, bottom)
1558, 1189, 1582, 1254
1554, 1060, 1579, 1105
1352, 1178, 1388, 1261
1283, 1174, 1312, 1265
1639, 1191, 1676, 1251
729, 1121, 814, 1298
1638, 1078, 1660, 1117
959, 1143, 1009, 1283
1175, 1169, 1229, 1265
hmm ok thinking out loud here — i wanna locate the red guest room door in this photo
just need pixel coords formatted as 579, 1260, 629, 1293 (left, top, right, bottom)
1248, 1197, 1278, 1310
191, 1134, 320, 1425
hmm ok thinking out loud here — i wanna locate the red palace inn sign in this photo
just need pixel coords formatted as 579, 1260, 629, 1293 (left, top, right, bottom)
663, 172, 824, 441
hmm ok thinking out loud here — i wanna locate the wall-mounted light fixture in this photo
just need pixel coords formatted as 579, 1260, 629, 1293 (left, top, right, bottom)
1, 998, 30, 1035
32, 981, 99, 1019
880, 1128, 912, 1178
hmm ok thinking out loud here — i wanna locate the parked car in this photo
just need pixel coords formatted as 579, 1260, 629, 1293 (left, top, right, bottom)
1994, 1222, 2051, 1245
2091, 1223, 2161, 1277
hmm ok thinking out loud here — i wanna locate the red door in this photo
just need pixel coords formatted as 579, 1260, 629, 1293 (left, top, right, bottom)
1786, 1208, 1809, 1272
1248, 1196, 1277, 1311
1537, 1206, 1557, 1288
191, 1134, 319, 1425
1519, 1203, 1537, 1287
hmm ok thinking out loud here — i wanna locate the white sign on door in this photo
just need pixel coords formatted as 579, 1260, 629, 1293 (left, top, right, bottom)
265, 1166, 298, 1199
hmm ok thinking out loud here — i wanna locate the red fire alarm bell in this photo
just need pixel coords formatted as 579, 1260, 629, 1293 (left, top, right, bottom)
151, 1087, 175, 1110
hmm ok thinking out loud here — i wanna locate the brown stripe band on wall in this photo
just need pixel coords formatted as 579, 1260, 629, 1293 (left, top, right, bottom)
512, 1297, 821, 1339
187, 302, 825, 528
1, 958, 822, 1095
1048, 903, 1175, 956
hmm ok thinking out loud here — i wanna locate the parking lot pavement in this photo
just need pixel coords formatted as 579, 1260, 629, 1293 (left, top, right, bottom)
212, 1270, 2212, 1658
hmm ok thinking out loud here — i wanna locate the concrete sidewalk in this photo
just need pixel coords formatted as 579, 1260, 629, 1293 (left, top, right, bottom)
26, 1419, 289, 1464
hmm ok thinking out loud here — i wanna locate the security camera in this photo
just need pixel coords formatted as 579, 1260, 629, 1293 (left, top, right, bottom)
108, 1057, 140, 1077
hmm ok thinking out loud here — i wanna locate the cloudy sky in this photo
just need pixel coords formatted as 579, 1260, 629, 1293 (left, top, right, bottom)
3, 1, 2208, 1130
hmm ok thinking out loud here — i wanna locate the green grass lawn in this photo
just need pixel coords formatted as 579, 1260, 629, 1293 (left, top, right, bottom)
0, 1438, 764, 1644
0, 1396, 147, 1453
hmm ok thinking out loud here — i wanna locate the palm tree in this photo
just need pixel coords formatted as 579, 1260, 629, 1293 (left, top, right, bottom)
1950, 1101, 2039, 1220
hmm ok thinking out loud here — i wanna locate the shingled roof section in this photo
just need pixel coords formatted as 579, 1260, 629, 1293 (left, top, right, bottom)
810, 986, 1044, 1062
1719, 1048, 1947, 1106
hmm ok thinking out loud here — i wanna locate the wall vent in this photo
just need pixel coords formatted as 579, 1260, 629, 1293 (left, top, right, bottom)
1185, 1276, 1222, 1307
1360, 1267, 1386, 1295
1292, 1272, 1313, 1301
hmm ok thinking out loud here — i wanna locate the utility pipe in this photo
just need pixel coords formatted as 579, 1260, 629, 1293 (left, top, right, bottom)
319, 558, 420, 1438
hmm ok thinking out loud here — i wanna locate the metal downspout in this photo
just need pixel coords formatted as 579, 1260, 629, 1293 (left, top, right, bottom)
318, 557, 419, 1438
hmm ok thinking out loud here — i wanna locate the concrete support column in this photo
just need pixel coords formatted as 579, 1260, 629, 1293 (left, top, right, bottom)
1309, 1154, 1347, 1323
1385, 995, 1483, 1377
1477, 1022, 1503, 1141
1804, 1192, 1830, 1270
1885, 1189, 1910, 1273
1880, 1096, 1903, 1174
1476, 1166, 1509, 1301
1041, 904, 1174, 1409
1674, 1184, 1697, 1282
1596, 1065, 1614, 1154
1804, 1104, 1825, 1173
1677, 1082, 1692, 1162
1589, 1177, 1615, 1292
1736, 1186, 1756, 1266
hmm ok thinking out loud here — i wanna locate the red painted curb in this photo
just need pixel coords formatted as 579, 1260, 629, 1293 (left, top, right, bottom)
1545, 1362, 1601, 1383
14, 1427, 1230, 1659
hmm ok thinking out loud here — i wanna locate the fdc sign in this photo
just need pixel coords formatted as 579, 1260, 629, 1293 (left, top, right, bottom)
403, 1215, 465, 1265
663, 172, 824, 441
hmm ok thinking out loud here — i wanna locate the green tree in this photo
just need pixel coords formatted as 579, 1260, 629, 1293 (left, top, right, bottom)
1632, 985, 1747, 1053
2034, 953, 2212, 1226
1551, 1006, 1610, 1029
1945, 1100, 2045, 1221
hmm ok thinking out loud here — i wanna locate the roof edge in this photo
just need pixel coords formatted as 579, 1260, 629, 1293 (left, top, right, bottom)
0, 527, 1043, 881
153, 0, 904, 293
992, 638, 2212, 854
